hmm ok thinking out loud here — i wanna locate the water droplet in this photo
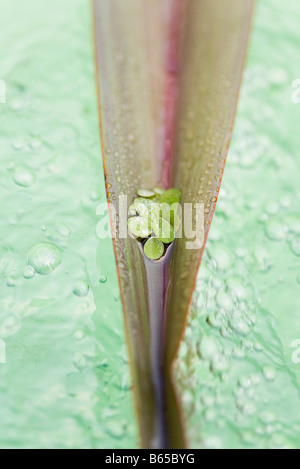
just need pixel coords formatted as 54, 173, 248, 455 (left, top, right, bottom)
23, 265, 35, 279
6, 277, 15, 287
26, 242, 62, 275
270, 433, 287, 449
73, 353, 86, 370
250, 373, 261, 387
255, 245, 272, 271
242, 401, 257, 416
12, 140, 23, 150
112, 288, 120, 302
197, 336, 219, 360
260, 411, 276, 424
286, 214, 300, 234
239, 376, 252, 389
73, 330, 84, 340
227, 277, 247, 300
263, 366, 277, 382
202, 436, 222, 449
1, 316, 20, 337
204, 408, 217, 422
265, 202, 279, 215
209, 245, 233, 270
216, 290, 234, 311
265, 219, 287, 241
13, 166, 35, 187
30, 139, 41, 150
242, 430, 257, 445
207, 311, 223, 329
290, 237, 300, 256
106, 421, 125, 439
89, 190, 101, 201
11, 100, 22, 111
56, 223, 71, 237
73, 280, 89, 297
229, 313, 251, 336
269, 68, 288, 85
99, 275, 107, 284
211, 354, 230, 374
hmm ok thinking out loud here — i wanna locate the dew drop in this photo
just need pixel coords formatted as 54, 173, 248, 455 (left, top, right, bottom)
290, 237, 300, 256
227, 277, 247, 300
204, 408, 217, 422
26, 242, 62, 275
23, 265, 35, 279
6, 277, 15, 287
99, 275, 107, 284
286, 214, 300, 234
30, 139, 41, 150
73, 280, 89, 297
12, 140, 23, 150
210, 245, 233, 270
207, 311, 223, 329
197, 336, 219, 360
211, 354, 230, 374
11, 100, 22, 111
56, 223, 70, 237
229, 313, 251, 336
216, 290, 234, 311
265, 219, 287, 241
269, 68, 288, 85
112, 288, 120, 302
263, 366, 277, 382
239, 376, 252, 389
89, 190, 101, 201
260, 411, 276, 424
242, 401, 257, 416
73, 330, 84, 341
73, 353, 86, 370
13, 166, 35, 187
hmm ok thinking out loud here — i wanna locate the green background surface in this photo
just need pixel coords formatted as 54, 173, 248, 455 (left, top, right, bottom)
0, 0, 299, 449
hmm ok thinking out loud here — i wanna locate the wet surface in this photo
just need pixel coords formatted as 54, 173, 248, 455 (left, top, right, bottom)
0, 0, 300, 450
0, 0, 137, 449
175, 0, 300, 449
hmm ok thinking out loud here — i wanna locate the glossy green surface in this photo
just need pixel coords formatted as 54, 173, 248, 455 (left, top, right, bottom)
0, 0, 137, 449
